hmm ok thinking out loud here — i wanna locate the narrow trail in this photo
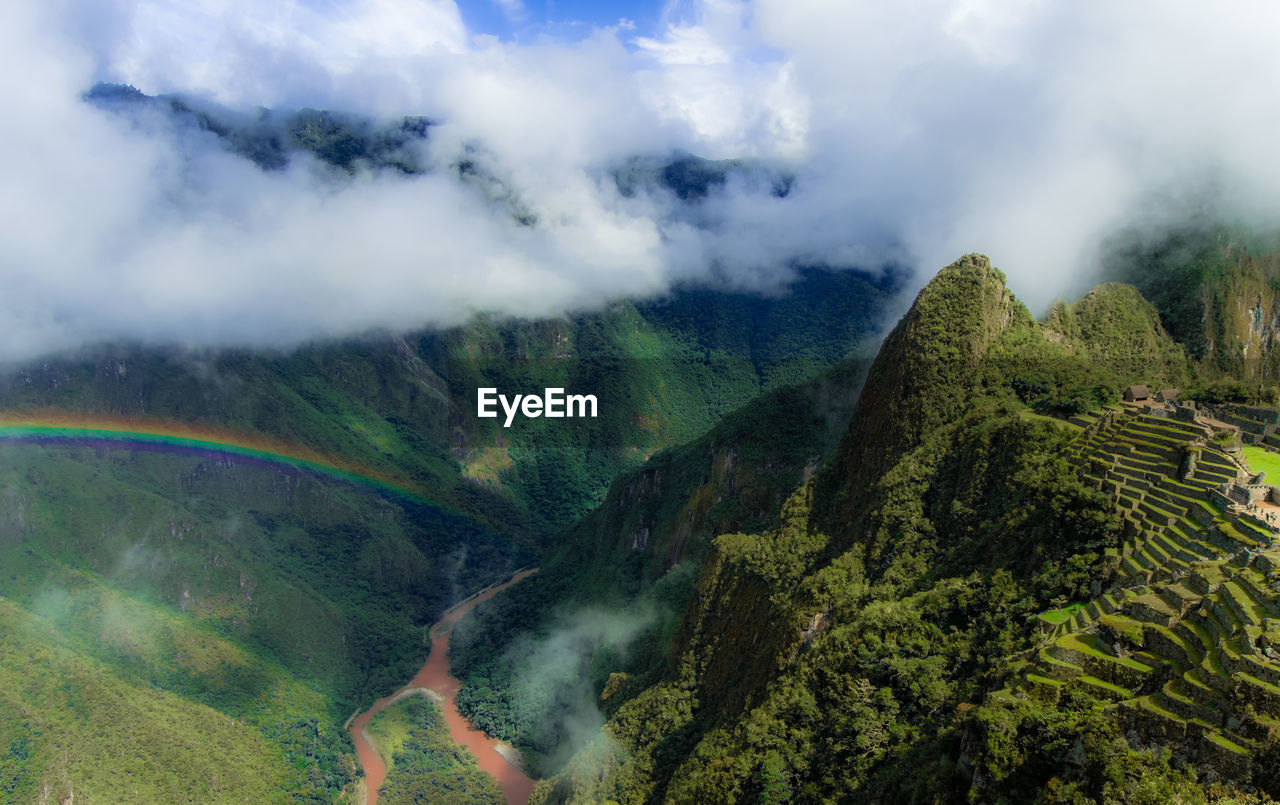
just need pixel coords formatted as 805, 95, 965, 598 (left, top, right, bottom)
348, 568, 539, 805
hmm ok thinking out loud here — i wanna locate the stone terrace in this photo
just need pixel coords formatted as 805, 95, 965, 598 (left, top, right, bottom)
1001, 408, 1280, 780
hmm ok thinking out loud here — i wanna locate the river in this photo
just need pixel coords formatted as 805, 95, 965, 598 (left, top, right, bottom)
347, 568, 539, 805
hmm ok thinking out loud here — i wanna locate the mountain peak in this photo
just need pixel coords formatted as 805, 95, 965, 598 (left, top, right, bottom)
1043, 280, 1189, 389
820, 254, 1029, 522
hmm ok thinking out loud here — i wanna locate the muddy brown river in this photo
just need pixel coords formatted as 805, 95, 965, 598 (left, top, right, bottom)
348, 569, 538, 805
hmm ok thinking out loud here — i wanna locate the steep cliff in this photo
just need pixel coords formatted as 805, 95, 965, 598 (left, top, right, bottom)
821, 254, 1031, 525
1112, 228, 1280, 382
448, 357, 868, 773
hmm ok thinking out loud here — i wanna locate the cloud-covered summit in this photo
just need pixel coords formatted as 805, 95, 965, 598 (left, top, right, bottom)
3, 0, 1279, 360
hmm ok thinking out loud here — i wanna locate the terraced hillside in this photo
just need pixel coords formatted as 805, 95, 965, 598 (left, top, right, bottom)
1010, 407, 1280, 777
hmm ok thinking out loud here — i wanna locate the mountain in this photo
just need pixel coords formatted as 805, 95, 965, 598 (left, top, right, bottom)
17, 208, 1280, 803
0, 443, 513, 803
508, 255, 1280, 804
0, 267, 894, 541
1109, 226, 1280, 389
84, 83, 793, 216
0, 266, 891, 801
817, 255, 1031, 525
1042, 283, 1192, 389
0, 84, 901, 803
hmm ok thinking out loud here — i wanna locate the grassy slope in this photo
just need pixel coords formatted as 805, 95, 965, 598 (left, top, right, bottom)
0, 598, 306, 804
0, 443, 530, 802
0, 272, 892, 800
1243, 445, 1280, 478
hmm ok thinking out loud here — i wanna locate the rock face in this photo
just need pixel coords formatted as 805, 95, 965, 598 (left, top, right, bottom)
1113, 230, 1280, 382
1197, 248, 1280, 379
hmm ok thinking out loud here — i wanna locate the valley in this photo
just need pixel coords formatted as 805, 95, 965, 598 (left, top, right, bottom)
349, 568, 537, 805
11, 241, 1280, 803
9, 3, 1280, 802
0, 266, 890, 802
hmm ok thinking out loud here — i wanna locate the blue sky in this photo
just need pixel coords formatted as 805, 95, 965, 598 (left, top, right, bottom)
456, 0, 663, 40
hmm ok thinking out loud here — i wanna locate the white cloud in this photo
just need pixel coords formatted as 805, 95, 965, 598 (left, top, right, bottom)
110, 0, 469, 106
635, 25, 731, 66
3, 0, 1280, 360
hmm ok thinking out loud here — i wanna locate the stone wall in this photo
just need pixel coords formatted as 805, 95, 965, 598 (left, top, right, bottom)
1228, 404, 1280, 425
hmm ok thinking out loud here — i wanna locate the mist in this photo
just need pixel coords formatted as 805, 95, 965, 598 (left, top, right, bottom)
502, 605, 656, 770
4, 0, 1280, 360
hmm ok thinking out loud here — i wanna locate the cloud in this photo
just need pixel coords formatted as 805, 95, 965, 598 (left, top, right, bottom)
109, 0, 469, 105
504, 605, 656, 768
2, 0, 1280, 361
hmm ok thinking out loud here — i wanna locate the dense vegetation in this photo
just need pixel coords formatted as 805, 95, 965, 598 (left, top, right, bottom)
0, 246, 891, 798
1, 90, 901, 797
20, 216, 1280, 802
1025, 282, 1191, 415
1106, 226, 1280, 381
0, 267, 892, 544
367, 696, 504, 804
450, 357, 870, 774
449, 257, 1206, 788
47, 85, 1280, 802
534, 407, 1138, 803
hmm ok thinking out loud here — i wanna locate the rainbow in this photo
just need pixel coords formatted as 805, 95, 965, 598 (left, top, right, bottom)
0, 410, 422, 502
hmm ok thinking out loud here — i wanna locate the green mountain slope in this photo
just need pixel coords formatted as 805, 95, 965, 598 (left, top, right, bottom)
0, 271, 892, 800
1043, 282, 1192, 388
0, 268, 892, 542
0, 441, 527, 802
0, 597, 301, 804
818, 254, 1030, 525
525, 255, 1280, 804
448, 357, 871, 774
1109, 226, 1280, 385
